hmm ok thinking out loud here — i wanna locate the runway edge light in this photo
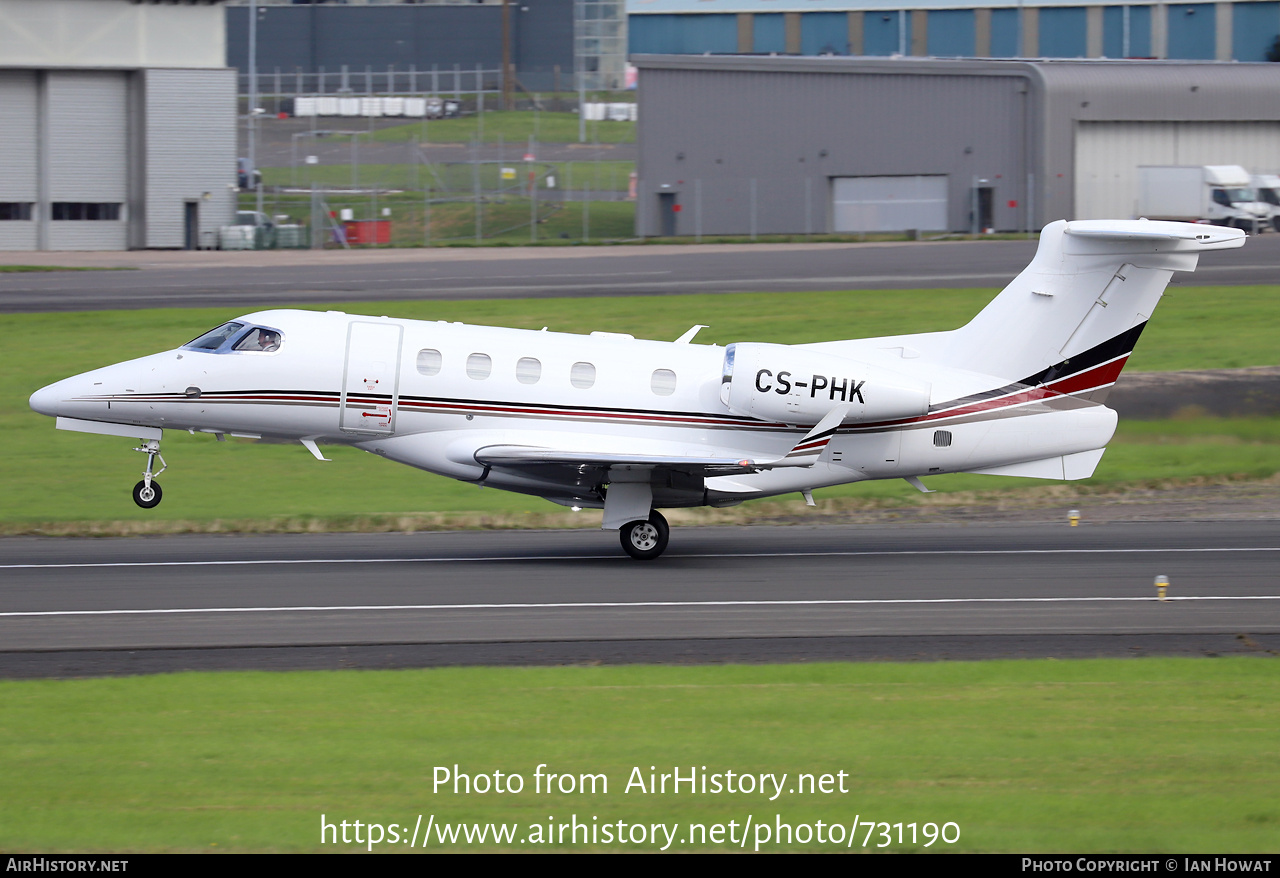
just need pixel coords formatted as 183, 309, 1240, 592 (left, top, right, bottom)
1155, 575, 1169, 602
1068, 509, 1081, 527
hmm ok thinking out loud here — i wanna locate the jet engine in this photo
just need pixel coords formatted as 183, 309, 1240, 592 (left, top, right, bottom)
720, 342, 931, 424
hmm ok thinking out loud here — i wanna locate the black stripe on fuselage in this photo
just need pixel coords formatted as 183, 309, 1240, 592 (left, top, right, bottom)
928, 321, 1147, 413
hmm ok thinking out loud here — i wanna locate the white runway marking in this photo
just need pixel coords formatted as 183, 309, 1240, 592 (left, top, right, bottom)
2, 546, 1278, 570
3, 594, 1280, 619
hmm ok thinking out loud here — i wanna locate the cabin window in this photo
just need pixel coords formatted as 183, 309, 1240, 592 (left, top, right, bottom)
516, 357, 541, 384
570, 362, 596, 389
183, 322, 245, 351
933, 430, 953, 448
232, 328, 282, 352
466, 353, 492, 380
651, 369, 677, 396
416, 349, 442, 376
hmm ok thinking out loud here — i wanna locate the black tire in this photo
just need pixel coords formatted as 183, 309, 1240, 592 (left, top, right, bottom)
1272, 217, 1280, 233
132, 480, 162, 509
619, 510, 670, 561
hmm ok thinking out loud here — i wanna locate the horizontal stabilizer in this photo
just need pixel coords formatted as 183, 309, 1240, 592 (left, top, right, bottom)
1063, 220, 1246, 251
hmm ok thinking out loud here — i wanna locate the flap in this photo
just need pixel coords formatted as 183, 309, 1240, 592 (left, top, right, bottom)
475, 444, 758, 477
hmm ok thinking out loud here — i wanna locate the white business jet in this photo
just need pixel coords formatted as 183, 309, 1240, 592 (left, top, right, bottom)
30, 219, 1243, 559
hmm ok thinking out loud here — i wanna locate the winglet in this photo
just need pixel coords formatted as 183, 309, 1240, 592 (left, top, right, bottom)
674, 324, 709, 344
759, 405, 853, 469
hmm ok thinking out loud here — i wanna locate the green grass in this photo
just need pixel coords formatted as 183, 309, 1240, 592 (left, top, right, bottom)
2, 658, 1277, 852
249, 190, 637, 246
364, 110, 636, 145
5, 289, 1277, 530
266, 160, 635, 196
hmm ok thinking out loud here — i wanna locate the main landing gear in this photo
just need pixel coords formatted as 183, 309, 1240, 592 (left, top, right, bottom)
619, 510, 670, 561
131, 439, 167, 509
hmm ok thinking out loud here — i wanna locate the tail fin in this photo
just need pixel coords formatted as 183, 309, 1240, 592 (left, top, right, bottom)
941, 220, 1244, 397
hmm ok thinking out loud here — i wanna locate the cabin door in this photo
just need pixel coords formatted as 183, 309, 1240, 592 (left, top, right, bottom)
340, 321, 403, 434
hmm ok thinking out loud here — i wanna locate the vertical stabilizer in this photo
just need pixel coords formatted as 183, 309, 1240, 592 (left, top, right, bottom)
940, 220, 1244, 394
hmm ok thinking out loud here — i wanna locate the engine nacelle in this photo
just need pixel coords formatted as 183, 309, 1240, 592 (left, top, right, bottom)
720, 342, 931, 424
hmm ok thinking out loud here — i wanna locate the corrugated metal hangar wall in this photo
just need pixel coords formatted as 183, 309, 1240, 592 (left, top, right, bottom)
633, 56, 1280, 236
226, 1, 575, 93
0, 0, 236, 251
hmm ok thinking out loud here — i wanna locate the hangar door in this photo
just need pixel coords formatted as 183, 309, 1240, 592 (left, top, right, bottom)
832, 176, 948, 233
0, 72, 38, 250
1075, 122, 1280, 220
47, 72, 129, 251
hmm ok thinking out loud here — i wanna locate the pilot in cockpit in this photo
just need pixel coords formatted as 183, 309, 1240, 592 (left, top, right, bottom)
233, 328, 280, 352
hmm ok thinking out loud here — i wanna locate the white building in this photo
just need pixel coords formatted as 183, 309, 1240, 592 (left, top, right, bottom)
0, 0, 237, 251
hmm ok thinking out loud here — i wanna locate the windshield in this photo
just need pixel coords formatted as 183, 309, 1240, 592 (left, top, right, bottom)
1222, 188, 1254, 204
181, 321, 283, 353
183, 322, 245, 350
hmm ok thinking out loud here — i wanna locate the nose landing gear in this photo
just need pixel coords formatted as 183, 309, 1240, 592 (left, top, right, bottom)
131, 439, 167, 509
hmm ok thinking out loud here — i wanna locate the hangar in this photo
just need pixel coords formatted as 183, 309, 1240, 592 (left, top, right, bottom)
632, 55, 1280, 236
628, 0, 1280, 63
0, 0, 236, 251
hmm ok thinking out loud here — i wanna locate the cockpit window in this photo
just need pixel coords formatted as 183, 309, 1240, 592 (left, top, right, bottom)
233, 327, 282, 352
181, 322, 283, 354
183, 322, 244, 351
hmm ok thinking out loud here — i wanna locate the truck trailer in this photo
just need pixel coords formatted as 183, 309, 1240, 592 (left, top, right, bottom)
1137, 165, 1269, 231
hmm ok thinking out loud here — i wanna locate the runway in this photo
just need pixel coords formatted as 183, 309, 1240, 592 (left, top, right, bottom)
2, 522, 1277, 677
2, 233, 1277, 312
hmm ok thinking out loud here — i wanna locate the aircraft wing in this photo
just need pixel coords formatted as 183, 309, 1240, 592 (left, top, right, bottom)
472, 405, 853, 479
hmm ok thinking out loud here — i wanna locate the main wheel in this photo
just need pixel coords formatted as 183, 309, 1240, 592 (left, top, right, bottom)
132, 479, 162, 509
619, 511, 670, 561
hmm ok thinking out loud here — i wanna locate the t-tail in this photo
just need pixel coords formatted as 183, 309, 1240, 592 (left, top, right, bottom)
939, 219, 1245, 399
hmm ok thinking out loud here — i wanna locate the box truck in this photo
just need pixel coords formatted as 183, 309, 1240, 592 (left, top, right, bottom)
1137, 165, 1269, 230
1251, 174, 1280, 232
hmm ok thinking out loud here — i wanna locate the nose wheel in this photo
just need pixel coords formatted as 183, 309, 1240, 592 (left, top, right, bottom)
131, 439, 167, 509
132, 479, 163, 509
620, 511, 670, 561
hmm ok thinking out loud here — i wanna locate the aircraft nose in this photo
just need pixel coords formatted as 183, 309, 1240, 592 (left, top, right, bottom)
29, 381, 64, 418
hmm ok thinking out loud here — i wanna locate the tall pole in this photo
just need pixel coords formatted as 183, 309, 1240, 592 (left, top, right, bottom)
501, 0, 514, 111
576, 0, 586, 143
529, 134, 536, 243
250, 0, 262, 215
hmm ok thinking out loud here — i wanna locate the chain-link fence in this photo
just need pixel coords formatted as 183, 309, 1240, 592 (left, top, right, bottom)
239, 132, 637, 248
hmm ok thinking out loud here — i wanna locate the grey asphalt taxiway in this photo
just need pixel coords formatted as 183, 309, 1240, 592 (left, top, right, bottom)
2, 522, 1277, 677
2, 232, 1278, 313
